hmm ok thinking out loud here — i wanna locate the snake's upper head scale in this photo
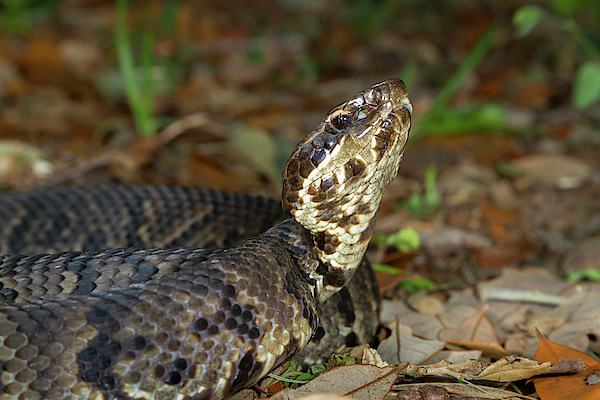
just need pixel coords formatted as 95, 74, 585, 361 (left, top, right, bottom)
282, 79, 411, 301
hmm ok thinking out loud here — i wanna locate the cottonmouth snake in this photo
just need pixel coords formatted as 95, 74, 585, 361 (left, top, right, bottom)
0, 79, 412, 400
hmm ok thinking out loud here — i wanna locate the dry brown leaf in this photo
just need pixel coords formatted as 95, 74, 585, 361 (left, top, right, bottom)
377, 321, 445, 364
425, 350, 483, 365
474, 240, 537, 269
417, 226, 491, 258
438, 305, 507, 358
290, 395, 350, 400
271, 365, 399, 400
348, 344, 372, 363
478, 268, 570, 341
228, 389, 258, 400
532, 332, 600, 400
548, 289, 600, 351
392, 382, 535, 399
361, 348, 389, 368
504, 333, 542, 359
476, 355, 552, 382
445, 340, 508, 360
563, 236, 600, 273
406, 293, 445, 315
512, 154, 592, 189
406, 359, 488, 380
374, 270, 410, 292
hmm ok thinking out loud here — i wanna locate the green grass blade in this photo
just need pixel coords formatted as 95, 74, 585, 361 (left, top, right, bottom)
115, 0, 156, 136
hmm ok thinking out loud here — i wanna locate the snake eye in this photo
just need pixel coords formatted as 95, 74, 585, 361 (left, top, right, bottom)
330, 113, 351, 131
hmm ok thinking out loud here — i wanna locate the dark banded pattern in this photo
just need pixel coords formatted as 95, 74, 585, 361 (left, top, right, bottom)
0, 79, 411, 400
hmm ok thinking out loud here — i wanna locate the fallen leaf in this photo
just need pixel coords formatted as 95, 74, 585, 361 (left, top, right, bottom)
474, 239, 537, 269
532, 332, 600, 400
392, 382, 534, 399
418, 226, 491, 258
512, 154, 592, 189
438, 305, 494, 343
57, 38, 102, 76
406, 293, 445, 315
378, 321, 445, 364
271, 364, 399, 400
20, 38, 67, 85
425, 350, 483, 365
478, 268, 570, 339
439, 305, 508, 359
476, 355, 552, 382
504, 333, 543, 359
512, 82, 554, 109
362, 349, 389, 368
409, 359, 487, 380
228, 389, 257, 400
563, 236, 600, 273
291, 395, 349, 400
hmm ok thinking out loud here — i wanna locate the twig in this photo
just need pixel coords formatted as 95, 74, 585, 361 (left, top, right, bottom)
477, 283, 566, 305
42, 112, 210, 186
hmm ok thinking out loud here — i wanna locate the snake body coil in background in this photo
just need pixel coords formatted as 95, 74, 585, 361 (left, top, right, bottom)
0, 79, 411, 400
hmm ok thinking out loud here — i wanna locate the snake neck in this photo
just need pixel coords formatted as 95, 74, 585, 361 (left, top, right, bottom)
260, 219, 328, 300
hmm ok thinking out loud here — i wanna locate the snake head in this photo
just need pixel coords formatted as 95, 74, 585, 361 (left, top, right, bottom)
282, 79, 412, 301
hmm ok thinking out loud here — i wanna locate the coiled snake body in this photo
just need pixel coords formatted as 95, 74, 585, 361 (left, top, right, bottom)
0, 80, 411, 400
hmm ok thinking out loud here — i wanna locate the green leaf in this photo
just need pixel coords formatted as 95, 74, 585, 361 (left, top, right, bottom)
513, 5, 544, 38
400, 277, 437, 294
377, 227, 421, 253
566, 268, 600, 282
417, 103, 511, 137
573, 61, 600, 110
371, 263, 407, 275
424, 165, 441, 209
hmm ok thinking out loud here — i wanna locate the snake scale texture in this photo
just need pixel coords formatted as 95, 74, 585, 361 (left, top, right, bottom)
0, 79, 412, 400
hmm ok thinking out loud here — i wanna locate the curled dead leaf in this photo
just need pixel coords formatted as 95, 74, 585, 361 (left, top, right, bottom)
271, 364, 399, 400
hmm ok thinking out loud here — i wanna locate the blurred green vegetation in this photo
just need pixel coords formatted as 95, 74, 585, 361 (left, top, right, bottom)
115, 0, 157, 137
392, 166, 441, 220
2, 0, 600, 137
0, 0, 62, 34
375, 227, 421, 253
514, 4, 600, 110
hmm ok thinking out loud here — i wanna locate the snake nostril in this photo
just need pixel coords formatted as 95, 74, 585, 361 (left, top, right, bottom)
364, 88, 382, 105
